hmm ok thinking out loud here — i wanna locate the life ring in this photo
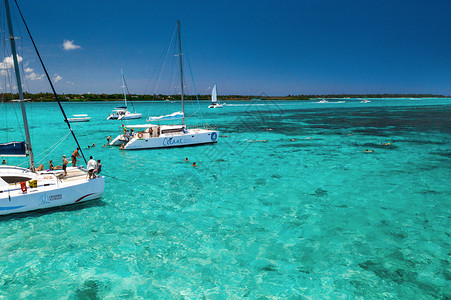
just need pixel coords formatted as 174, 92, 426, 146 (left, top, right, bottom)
137, 132, 143, 138
20, 182, 27, 193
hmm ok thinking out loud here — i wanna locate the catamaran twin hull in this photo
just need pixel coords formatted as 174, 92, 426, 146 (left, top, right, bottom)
111, 129, 219, 150
0, 172, 104, 215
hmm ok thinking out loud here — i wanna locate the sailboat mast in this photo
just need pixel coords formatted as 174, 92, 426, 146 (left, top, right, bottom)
177, 20, 185, 126
4, 0, 35, 171
121, 69, 127, 108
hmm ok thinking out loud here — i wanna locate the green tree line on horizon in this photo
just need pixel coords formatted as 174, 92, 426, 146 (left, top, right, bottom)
0, 92, 448, 102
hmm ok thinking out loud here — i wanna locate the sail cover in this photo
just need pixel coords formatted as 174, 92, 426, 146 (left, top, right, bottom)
0, 142, 27, 157
147, 111, 184, 121
212, 85, 217, 103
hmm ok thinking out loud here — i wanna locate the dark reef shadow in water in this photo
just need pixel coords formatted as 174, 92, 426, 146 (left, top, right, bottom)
219, 105, 451, 137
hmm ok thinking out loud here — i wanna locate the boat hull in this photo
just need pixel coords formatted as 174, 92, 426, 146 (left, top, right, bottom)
118, 113, 142, 120
0, 176, 104, 216
68, 117, 91, 122
208, 104, 223, 108
124, 129, 219, 150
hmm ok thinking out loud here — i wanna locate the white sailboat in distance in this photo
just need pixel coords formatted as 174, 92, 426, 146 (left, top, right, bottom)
109, 21, 219, 150
208, 85, 223, 108
0, 0, 104, 215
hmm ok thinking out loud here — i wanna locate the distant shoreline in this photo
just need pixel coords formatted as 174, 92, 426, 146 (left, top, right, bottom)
1, 93, 449, 102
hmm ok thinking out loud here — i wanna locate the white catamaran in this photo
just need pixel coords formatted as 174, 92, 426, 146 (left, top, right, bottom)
0, 0, 104, 216
208, 85, 224, 108
109, 21, 219, 150
107, 70, 142, 120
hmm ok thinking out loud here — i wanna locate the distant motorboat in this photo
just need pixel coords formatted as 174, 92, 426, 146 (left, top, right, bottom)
316, 99, 329, 103
208, 85, 224, 108
67, 114, 91, 122
360, 99, 371, 103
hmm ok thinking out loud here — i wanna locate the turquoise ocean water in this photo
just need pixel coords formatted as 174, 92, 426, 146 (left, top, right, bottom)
0, 99, 450, 298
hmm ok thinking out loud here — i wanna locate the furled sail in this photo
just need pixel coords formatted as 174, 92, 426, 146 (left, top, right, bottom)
147, 111, 184, 121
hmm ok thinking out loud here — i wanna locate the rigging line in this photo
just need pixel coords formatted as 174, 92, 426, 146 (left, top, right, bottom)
16, 131, 71, 167
34, 131, 71, 161
13, 0, 87, 165
100, 173, 127, 182
121, 73, 135, 112
35, 134, 70, 164
184, 46, 202, 120
154, 25, 177, 95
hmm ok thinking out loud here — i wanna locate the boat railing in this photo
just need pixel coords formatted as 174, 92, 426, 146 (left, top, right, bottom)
187, 123, 217, 130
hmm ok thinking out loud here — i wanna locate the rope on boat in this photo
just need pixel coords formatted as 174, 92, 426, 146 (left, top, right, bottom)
34, 132, 71, 164
101, 173, 127, 182
16, 132, 71, 167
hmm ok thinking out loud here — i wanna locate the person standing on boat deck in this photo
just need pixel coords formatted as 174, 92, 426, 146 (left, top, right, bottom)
71, 148, 80, 167
87, 156, 97, 179
62, 155, 68, 176
94, 160, 102, 176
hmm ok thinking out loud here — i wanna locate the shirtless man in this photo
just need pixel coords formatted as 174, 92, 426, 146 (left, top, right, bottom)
62, 155, 69, 176
71, 148, 80, 167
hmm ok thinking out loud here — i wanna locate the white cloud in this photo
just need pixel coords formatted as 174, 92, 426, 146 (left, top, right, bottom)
0, 55, 23, 69
66, 81, 74, 85
24, 67, 33, 73
26, 72, 45, 81
54, 75, 62, 83
63, 40, 81, 51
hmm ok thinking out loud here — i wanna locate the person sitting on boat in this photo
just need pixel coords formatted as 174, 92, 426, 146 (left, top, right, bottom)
130, 129, 134, 137
36, 164, 45, 171
62, 155, 68, 176
49, 160, 62, 170
86, 156, 97, 179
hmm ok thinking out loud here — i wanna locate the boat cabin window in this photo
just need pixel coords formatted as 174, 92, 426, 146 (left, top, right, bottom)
161, 127, 185, 134
1, 176, 33, 184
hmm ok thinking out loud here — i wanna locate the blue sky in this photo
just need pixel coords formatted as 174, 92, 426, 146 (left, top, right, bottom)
3, 0, 451, 96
